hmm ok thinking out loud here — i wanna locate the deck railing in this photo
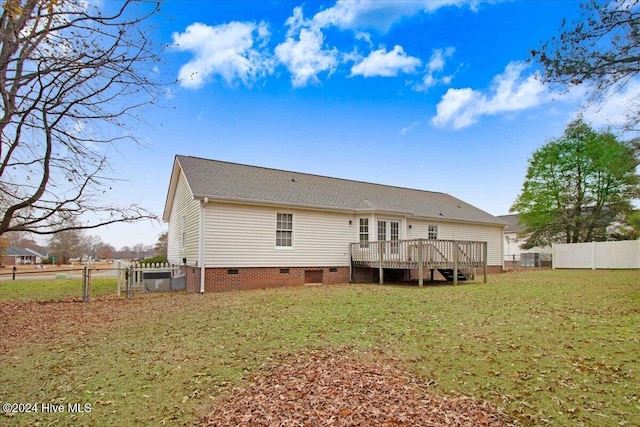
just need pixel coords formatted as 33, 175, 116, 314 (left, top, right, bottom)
349, 239, 487, 285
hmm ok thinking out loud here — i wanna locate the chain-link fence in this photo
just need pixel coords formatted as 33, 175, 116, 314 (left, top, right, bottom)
0, 266, 117, 302
0, 262, 194, 303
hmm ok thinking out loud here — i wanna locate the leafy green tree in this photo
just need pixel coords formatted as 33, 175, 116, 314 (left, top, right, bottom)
609, 209, 640, 240
533, 0, 640, 130
511, 119, 640, 248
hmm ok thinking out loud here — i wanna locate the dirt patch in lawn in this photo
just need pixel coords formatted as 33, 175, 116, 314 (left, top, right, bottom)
201, 350, 517, 427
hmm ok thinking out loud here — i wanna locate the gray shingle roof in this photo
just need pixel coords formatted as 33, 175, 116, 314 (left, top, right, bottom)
5, 246, 45, 257
497, 214, 523, 233
171, 155, 505, 226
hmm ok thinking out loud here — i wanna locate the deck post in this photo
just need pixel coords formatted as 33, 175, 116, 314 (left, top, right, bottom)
453, 241, 458, 286
378, 242, 384, 285
349, 243, 353, 283
483, 241, 488, 284
418, 239, 424, 287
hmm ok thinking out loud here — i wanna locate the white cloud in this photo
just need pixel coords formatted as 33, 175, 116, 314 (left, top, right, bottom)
428, 47, 454, 72
400, 121, 421, 135
415, 47, 456, 92
285, 6, 307, 37
275, 27, 339, 87
354, 31, 373, 47
432, 88, 481, 129
580, 79, 640, 129
273, 0, 484, 87
432, 62, 549, 129
350, 45, 421, 77
312, 0, 477, 32
172, 21, 273, 89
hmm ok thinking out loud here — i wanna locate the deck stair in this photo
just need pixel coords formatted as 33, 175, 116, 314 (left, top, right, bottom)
437, 268, 467, 282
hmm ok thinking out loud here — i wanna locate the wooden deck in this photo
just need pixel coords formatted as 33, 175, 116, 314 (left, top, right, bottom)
349, 239, 488, 285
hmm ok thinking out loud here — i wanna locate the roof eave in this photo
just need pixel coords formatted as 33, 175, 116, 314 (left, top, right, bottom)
162, 157, 184, 222
193, 194, 504, 226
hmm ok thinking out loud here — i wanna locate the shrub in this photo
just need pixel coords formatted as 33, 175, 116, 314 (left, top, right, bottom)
138, 255, 168, 265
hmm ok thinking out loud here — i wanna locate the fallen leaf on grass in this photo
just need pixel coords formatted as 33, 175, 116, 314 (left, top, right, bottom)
201, 349, 517, 426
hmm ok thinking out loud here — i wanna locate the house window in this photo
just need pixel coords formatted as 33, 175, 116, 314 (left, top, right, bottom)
359, 218, 369, 248
428, 225, 438, 240
276, 213, 293, 247
378, 221, 386, 241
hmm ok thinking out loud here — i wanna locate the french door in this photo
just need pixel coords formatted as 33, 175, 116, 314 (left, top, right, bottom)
378, 219, 400, 256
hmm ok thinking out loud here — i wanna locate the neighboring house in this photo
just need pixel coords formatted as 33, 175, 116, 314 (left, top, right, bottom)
2, 246, 47, 266
163, 155, 506, 293
498, 214, 551, 268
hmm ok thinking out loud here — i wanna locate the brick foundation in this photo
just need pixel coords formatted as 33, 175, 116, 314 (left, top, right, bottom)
184, 264, 504, 293
190, 266, 350, 293
181, 265, 201, 293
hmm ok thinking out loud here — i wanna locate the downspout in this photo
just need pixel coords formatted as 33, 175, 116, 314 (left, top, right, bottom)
199, 197, 208, 294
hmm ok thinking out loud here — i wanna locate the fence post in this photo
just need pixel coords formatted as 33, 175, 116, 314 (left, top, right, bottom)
453, 242, 458, 286
128, 265, 134, 299
483, 242, 488, 284
378, 242, 384, 285
418, 239, 424, 287
82, 266, 88, 302
87, 267, 92, 302
349, 243, 353, 283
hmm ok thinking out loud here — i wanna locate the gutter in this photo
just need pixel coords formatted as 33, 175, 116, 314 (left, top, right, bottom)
199, 197, 208, 294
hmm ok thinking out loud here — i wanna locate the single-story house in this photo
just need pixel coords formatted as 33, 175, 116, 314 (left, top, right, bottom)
498, 214, 552, 268
163, 155, 506, 293
2, 246, 47, 266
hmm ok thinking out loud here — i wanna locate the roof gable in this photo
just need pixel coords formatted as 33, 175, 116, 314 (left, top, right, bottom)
165, 155, 505, 226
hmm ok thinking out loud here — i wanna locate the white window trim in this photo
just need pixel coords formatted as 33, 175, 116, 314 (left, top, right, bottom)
275, 212, 294, 249
377, 217, 403, 240
359, 218, 369, 249
428, 224, 438, 240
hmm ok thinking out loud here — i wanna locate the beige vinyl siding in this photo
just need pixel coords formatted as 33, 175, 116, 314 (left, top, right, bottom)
203, 202, 355, 267
407, 219, 503, 266
166, 171, 200, 265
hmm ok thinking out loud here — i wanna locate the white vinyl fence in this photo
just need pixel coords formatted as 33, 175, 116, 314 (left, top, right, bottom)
552, 240, 640, 269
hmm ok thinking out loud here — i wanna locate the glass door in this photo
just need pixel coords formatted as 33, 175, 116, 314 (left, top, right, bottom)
378, 220, 400, 257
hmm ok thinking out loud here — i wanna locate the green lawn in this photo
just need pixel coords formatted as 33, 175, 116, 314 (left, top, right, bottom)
0, 275, 117, 302
1, 269, 638, 426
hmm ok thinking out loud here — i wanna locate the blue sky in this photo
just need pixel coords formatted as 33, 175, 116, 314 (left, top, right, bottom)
95, 0, 638, 249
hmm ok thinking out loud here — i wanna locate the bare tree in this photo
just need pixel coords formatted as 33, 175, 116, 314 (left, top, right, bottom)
0, 0, 162, 237
533, 0, 640, 132
96, 242, 114, 260
154, 230, 167, 256
47, 226, 83, 264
